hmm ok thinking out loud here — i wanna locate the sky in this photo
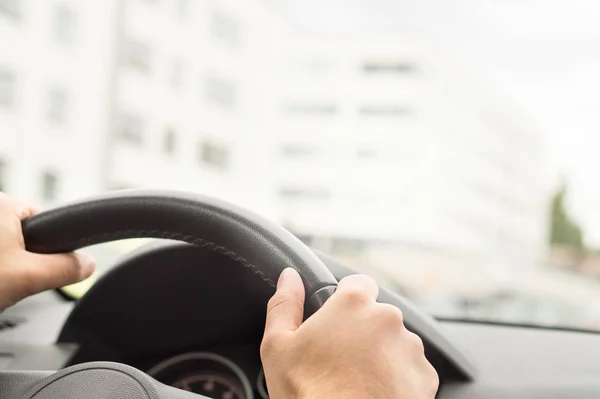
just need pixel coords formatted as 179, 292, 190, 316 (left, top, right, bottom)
284, 0, 600, 245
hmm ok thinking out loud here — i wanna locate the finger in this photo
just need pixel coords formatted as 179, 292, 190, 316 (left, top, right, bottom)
0, 194, 40, 220
17, 252, 95, 295
0, 198, 40, 251
16, 203, 41, 220
264, 268, 306, 335
335, 274, 379, 305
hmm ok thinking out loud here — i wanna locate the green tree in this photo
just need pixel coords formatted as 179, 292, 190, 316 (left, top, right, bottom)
549, 185, 584, 250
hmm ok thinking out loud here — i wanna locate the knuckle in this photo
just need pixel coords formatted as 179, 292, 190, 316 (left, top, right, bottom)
352, 273, 377, 286
373, 304, 405, 328
260, 333, 281, 359
338, 287, 371, 307
407, 330, 424, 348
267, 290, 294, 312
425, 363, 440, 393
405, 330, 427, 356
259, 337, 272, 359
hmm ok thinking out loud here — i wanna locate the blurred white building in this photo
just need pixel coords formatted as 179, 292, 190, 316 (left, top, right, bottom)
274, 34, 549, 267
108, 0, 283, 217
0, 1, 548, 270
0, 0, 114, 202
0, 0, 283, 218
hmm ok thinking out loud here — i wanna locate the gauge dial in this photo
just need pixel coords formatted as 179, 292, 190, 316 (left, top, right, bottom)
174, 372, 246, 399
147, 352, 253, 399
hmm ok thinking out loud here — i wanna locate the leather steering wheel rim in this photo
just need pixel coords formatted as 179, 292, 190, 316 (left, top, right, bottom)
21, 189, 337, 312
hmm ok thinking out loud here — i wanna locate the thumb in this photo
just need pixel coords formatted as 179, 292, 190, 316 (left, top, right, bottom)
264, 268, 305, 335
19, 252, 95, 296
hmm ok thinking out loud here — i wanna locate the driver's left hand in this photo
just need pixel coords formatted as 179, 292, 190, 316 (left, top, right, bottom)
0, 193, 95, 311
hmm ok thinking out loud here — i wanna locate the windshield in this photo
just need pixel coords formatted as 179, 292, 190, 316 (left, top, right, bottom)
2, 0, 600, 331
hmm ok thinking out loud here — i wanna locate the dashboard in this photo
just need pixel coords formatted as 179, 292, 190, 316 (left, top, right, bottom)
50, 241, 471, 396
4, 240, 600, 398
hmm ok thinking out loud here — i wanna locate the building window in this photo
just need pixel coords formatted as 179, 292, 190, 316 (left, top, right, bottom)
279, 187, 330, 201
47, 87, 68, 125
176, 0, 189, 21
284, 103, 338, 116
356, 147, 377, 159
286, 57, 331, 77
53, 4, 76, 44
0, 159, 6, 192
281, 144, 317, 158
170, 58, 183, 89
41, 171, 59, 201
363, 62, 417, 74
209, 10, 239, 44
199, 141, 229, 170
358, 106, 410, 116
118, 114, 144, 146
203, 76, 236, 108
163, 129, 176, 155
0, 0, 21, 19
0, 70, 15, 109
331, 238, 367, 257
123, 39, 152, 73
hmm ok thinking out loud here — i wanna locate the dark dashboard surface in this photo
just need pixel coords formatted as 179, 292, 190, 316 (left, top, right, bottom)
2, 241, 600, 398
440, 322, 600, 398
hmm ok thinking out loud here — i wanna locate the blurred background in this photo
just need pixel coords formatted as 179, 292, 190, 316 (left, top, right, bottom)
2, 0, 600, 330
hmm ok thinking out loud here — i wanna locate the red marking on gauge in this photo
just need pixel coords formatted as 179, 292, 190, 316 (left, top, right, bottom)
174, 373, 246, 399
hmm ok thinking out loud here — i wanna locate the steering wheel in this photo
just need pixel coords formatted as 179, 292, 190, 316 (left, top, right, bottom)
16, 190, 338, 399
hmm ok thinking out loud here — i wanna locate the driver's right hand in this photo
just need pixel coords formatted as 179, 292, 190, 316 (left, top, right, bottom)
260, 268, 439, 399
